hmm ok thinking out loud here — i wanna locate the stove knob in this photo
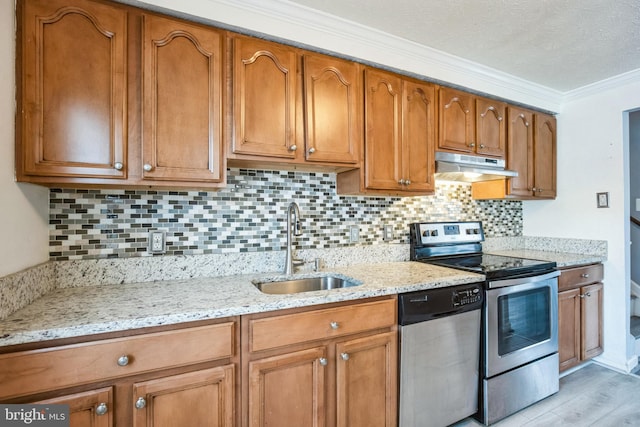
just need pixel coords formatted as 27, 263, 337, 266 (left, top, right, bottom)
422, 230, 430, 237
473, 229, 480, 234
466, 229, 472, 234
431, 230, 438, 237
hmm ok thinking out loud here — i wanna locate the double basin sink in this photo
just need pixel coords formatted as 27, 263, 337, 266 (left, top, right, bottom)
253, 275, 362, 295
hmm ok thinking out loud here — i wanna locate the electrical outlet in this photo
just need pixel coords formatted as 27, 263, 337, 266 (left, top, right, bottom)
349, 225, 359, 243
383, 225, 394, 241
148, 230, 166, 254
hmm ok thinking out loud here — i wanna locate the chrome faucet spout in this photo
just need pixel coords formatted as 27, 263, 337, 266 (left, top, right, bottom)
285, 202, 302, 275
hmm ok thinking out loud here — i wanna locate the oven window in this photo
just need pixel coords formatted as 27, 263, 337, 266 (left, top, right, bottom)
497, 287, 550, 356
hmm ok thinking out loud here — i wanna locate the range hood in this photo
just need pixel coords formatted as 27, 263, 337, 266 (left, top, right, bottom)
435, 151, 518, 183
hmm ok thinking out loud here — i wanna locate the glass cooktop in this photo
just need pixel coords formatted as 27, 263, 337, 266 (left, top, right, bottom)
425, 254, 557, 280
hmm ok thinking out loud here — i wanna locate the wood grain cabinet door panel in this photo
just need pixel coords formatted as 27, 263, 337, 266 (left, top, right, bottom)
232, 36, 297, 158
142, 14, 223, 182
581, 283, 604, 360
438, 87, 475, 154
558, 288, 581, 371
37, 387, 114, 427
302, 54, 360, 164
132, 365, 235, 427
475, 98, 506, 158
19, 0, 127, 179
533, 113, 557, 198
506, 107, 534, 197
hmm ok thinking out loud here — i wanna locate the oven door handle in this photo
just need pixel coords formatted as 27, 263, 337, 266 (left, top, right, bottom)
487, 270, 560, 289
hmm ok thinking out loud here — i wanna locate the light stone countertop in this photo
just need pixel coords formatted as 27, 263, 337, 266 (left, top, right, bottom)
0, 261, 484, 347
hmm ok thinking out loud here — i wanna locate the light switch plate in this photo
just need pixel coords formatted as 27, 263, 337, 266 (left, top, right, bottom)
383, 225, 394, 241
349, 225, 359, 243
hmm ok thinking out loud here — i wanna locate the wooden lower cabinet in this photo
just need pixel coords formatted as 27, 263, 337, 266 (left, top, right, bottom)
243, 297, 398, 427
37, 387, 114, 427
558, 264, 604, 371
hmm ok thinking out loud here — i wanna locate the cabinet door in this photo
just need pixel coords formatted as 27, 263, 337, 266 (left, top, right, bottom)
533, 113, 557, 198
335, 332, 397, 427
558, 288, 581, 371
303, 54, 360, 164
402, 80, 436, 193
132, 365, 234, 427
581, 283, 604, 360
364, 69, 403, 190
506, 107, 534, 197
37, 387, 113, 427
438, 87, 475, 153
232, 36, 297, 158
476, 98, 506, 158
19, 0, 127, 179
248, 347, 327, 427
142, 14, 223, 183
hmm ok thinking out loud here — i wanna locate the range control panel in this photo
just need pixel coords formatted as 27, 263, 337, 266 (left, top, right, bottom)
413, 221, 484, 245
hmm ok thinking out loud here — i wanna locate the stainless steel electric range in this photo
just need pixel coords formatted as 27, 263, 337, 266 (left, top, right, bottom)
408, 221, 560, 425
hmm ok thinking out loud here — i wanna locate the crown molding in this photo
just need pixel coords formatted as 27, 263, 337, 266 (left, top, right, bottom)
132, 0, 567, 111
563, 68, 640, 103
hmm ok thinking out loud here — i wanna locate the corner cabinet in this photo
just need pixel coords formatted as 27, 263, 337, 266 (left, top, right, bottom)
0, 320, 238, 427
242, 297, 397, 427
471, 107, 557, 200
558, 263, 604, 372
17, 0, 225, 188
438, 87, 506, 159
337, 68, 436, 196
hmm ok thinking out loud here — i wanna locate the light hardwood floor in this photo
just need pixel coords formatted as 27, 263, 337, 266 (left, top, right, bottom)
453, 363, 640, 426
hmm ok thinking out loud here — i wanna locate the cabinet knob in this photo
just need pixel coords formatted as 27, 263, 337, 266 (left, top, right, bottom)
308, 147, 316, 154
405, 179, 411, 185
135, 397, 147, 410
330, 321, 339, 330
95, 403, 108, 416
114, 162, 124, 170
479, 144, 485, 149
117, 355, 130, 366
340, 352, 350, 361
289, 145, 297, 152
319, 357, 328, 366
398, 179, 405, 185
143, 164, 153, 172
581, 273, 590, 278
468, 142, 476, 148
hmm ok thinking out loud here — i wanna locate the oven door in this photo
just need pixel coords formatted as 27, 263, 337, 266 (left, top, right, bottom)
484, 270, 559, 378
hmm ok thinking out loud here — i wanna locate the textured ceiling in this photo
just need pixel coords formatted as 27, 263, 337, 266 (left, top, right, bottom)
284, 0, 640, 92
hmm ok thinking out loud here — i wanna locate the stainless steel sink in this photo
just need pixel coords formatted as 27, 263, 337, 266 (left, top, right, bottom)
253, 276, 361, 294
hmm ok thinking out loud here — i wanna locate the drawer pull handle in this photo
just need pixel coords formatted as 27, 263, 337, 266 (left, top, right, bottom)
341, 352, 350, 361
95, 403, 108, 416
135, 397, 147, 410
581, 273, 590, 278
319, 357, 328, 366
330, 321, 339, 330
117, 355, 130, 366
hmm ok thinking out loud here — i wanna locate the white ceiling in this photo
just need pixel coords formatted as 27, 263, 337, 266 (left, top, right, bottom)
283, 0, 640, 92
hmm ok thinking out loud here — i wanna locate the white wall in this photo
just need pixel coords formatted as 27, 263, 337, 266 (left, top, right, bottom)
0, 0, 49, 277
523, 78, 640, 371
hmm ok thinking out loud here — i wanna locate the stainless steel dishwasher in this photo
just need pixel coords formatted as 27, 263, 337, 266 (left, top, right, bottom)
398, 283, 483, 427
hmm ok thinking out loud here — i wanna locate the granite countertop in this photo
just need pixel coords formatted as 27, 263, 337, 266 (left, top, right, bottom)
0, 261, 484, 347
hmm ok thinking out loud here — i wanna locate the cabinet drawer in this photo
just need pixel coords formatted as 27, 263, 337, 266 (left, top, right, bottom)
0, 322, 235, 399
249, 299, 396, 353
559, 264, 604, 291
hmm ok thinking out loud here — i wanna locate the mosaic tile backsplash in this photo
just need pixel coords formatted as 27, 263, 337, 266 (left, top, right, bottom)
49, 168, 523, 261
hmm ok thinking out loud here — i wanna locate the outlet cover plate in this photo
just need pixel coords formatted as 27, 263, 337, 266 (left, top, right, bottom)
148, 230, 166, 254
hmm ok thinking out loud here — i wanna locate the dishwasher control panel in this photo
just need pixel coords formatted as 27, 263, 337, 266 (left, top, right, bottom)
452, 286, 482, 307
398, 283, 484, 326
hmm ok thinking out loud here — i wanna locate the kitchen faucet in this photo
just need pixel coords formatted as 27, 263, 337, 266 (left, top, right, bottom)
284, 202, 303, 275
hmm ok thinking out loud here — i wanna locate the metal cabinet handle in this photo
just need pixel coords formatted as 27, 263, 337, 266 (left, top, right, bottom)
289, 145, 297, 152
135, 397, 147, 410
479, 144, 485, 149
579, 292, 592, 299
398, 179, 405, 185
405, 179, 411, 185
319, 357, 328, 366
330, 321, 339, 330
143, 164, 153, 172
95, 403, 108, 416
117, 355, 129, 366
308, 147, 316, 154
114, 162, 123, 170
581, 273, 590, 278
340, 352, 350, 361
469, 142, 476, 148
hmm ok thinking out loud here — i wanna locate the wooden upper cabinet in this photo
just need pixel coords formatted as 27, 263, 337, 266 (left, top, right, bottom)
141, 14, 223, 183
18, 0, 127, 180
231, 36, 297, 159
438, 87, 506, 158
438, 87, 475, 154
506, 106, 535, 197
476, 97, 506, 158
533, 112, 557, 198
364, 68, 402, 190
302, 54, 360, 164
